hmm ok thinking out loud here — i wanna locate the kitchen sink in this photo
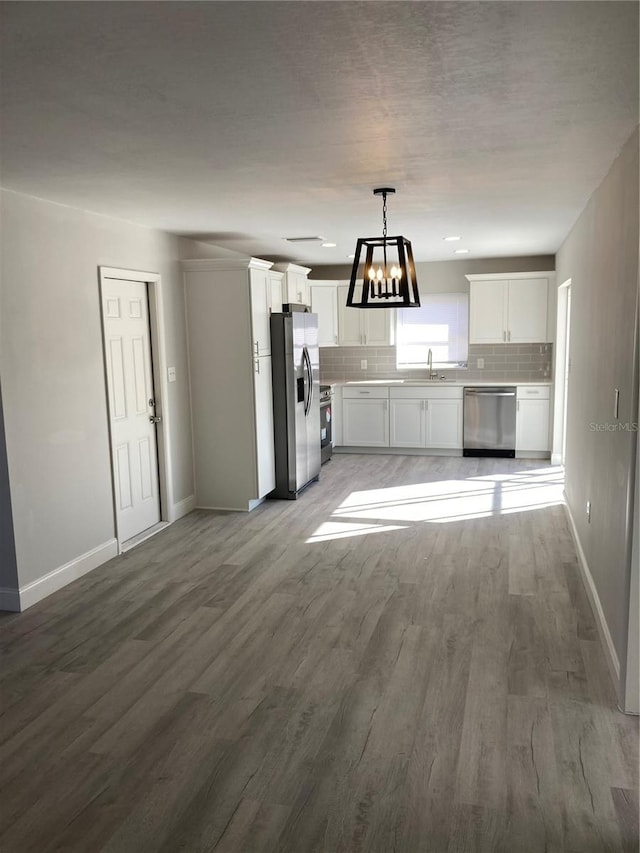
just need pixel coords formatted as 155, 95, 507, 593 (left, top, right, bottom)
403, 378, 458, 384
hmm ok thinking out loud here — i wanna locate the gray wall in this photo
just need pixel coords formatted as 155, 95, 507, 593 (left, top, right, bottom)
310, 255, 557, 343
0, 189, 200, 591
309, 255, 555, 286
556, 127, 639, 673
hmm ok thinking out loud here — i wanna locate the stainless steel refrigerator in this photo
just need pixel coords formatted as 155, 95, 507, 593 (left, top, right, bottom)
270, 306, 321, 499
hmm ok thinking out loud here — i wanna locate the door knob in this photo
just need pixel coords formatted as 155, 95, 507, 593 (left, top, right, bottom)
149, 415, 162, 424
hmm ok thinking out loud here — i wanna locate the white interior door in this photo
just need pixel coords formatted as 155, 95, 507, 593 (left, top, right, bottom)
102, 278, 161, 543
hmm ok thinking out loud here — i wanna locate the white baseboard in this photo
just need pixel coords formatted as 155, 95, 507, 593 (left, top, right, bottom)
551, 452, 563, 466
17, 538, 119, 611
0, 586, 21, 612
334, 446, 464, 457
564, 503, 620, 687
169, 494, 196, 522
195, 503, 250, 513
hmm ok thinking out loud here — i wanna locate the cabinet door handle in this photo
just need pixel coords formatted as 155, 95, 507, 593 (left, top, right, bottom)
334, 334, 338, 344
255, 358, 260, 374
254, 340, 259, 355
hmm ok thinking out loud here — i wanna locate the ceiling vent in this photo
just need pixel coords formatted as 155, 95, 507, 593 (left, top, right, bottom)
283, 236, 325, 243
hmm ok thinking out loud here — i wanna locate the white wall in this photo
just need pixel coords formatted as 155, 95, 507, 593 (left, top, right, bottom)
0, 384, 19, 606
0, 190, 201, 602
556, 127, 639, 701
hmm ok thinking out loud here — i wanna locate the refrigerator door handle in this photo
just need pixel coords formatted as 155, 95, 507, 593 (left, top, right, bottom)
302, 345, 313, 416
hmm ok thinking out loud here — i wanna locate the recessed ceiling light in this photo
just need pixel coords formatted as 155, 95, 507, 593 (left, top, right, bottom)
444, 236, 461, 242
321, 242, 336, 248
454, 248, 469, 254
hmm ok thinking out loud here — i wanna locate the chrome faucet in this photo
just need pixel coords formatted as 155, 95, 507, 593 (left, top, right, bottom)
427, 347, 436, 379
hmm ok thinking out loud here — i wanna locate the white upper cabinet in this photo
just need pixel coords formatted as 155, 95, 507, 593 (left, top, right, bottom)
467, 273, 553, 344
272, 262, 311, 306
249, 267, 271, 356
337, 284, 393, 346
468, 280, 508, 344
507, 278, 549, 342
267, 271, 284, 315
310, 282, 338, 347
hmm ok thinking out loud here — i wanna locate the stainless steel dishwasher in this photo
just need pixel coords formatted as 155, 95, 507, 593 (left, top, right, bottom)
463, 386, 517, 457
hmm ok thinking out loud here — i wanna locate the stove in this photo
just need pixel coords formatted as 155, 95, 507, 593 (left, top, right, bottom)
319, 385, 333, 464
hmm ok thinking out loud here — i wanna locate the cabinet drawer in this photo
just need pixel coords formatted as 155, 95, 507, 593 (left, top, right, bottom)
343, 386, 390, 399
390, 385, 463, 400
517, 385, 550, 399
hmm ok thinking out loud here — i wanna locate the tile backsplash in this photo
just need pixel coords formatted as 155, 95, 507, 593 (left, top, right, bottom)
320, 343, 553, 383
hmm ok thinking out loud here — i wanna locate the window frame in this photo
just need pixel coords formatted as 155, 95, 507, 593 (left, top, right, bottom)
395, 292, 469, 370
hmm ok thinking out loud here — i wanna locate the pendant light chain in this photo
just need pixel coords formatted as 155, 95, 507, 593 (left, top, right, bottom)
382, 191, 388, 239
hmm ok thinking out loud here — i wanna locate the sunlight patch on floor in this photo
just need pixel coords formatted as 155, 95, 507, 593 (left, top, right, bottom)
305, 520, 408, 544
306, 466, 564, 543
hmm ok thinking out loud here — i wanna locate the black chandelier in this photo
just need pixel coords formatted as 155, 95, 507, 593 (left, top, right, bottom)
346, 187, 420, 309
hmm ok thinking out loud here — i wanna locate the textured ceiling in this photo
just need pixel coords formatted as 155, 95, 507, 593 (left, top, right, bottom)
1, 1, 638, 264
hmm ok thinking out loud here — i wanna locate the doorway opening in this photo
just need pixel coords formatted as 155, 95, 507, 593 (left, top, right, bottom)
99, 267, 173, 551
552, 279, 571, 466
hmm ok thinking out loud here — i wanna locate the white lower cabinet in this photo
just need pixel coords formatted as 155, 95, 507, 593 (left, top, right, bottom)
390, 399, 424, 447
516, 386, 550, 454
342, 387, 389, 446
390, 387, 463, 450
253, 355, 276, 498
338, 383, 548, 455
426, 399, 463, 449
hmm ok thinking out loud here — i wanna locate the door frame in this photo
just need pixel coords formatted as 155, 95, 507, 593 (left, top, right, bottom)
99, 266, 173, 549
551, 278, 571, 466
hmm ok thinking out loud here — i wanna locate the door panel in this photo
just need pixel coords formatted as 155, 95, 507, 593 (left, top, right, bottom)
102, 278, 161, 542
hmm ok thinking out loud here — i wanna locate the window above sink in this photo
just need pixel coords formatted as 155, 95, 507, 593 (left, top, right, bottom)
396, 293, 469, 370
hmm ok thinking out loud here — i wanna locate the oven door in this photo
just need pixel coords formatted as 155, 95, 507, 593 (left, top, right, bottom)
320, 400, 332, 463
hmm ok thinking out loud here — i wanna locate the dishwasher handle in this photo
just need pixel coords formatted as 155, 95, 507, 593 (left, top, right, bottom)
464, 389, 516, 397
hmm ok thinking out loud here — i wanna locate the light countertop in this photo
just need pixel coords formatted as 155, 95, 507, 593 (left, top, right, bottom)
324, 379, 553, 387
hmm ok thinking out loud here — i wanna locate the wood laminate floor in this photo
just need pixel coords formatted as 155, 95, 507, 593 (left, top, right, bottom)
0, 455, 638, 852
